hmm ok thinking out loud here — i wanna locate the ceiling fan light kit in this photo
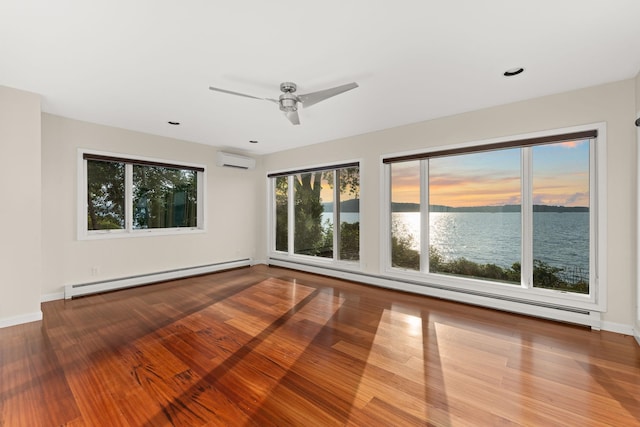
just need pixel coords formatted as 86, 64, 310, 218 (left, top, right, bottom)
209, 81, 358, 125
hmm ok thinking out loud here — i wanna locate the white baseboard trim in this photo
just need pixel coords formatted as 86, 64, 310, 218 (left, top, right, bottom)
634, 329, 640, 347
268, 258, 603, 329
65, 259, 252, 299
41, 292, 64, 303
600, 321, 634, 336
0, 310, 43, 329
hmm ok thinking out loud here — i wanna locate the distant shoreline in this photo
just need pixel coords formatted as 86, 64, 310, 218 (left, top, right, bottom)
323, 199, 588, 213
398, 203, 589, 213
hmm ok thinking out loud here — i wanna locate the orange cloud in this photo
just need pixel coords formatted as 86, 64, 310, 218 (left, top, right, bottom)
557, 140, 587, 148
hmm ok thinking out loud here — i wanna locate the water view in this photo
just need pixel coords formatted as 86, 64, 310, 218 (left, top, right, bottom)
392, 211, 589, 275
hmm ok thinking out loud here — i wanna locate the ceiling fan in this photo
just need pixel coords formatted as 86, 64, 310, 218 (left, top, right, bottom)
208, 81, 358, 125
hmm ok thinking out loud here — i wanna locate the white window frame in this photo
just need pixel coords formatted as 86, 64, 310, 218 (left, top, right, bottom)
381, 123, 607, 312
77, 149, 206, 240
267, 160, 362, 270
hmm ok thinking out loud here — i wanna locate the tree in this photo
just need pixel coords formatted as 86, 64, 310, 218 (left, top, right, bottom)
276, 167, 360, 257
87, 160, 197, 231
275, 176, 289, 251
293, 172, 326, 256
133, 166, 197, 229
87, 160, 125, 230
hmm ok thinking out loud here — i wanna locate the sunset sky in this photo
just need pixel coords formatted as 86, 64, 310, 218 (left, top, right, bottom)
391, 140, 590, 207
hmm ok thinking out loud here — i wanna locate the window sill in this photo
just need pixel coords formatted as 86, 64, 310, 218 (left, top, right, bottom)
384, 266, 600, 312
79, 227, 206, 240
268, 253, 361, 272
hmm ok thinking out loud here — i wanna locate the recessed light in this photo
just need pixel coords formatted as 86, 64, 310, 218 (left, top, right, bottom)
249, 140, 258, 144
504, 67, 524, 77
168, 121, 180, 125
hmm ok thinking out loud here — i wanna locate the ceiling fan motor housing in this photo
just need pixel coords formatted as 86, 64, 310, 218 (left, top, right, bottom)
279, 92, 298, 112
280, 82, 297, 93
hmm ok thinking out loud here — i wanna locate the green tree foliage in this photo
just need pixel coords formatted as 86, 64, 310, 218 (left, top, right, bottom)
391, 218, 420, 269
533, 260, 588, 293
87, 160, 125, 230
278, 167, 359, 257
133, 166, 197, 229
87, 160, 197, 231
294, 172, 327, 256
275, 176, 289, 251
340, 222, 360, 260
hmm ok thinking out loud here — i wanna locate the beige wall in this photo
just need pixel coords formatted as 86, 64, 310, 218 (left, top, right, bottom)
261, 79, 638, 328
0, 86, 42, 326
636, 71, 640, 335
3, 78, 639, 331
41, 114, 261, 297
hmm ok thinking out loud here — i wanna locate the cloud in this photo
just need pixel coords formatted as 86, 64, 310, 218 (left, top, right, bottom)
532, 191, 589, 207
533, 194, 546, 205
557, 140, 587, 149
564, 192, 589, 206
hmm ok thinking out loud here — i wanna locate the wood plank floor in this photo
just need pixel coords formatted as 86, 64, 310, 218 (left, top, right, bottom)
1, 265, 639, 426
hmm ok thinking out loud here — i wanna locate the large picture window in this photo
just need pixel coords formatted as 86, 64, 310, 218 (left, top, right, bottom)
269, 163, 360, 263
81, 152, 205, 238
384, 128, 602, 307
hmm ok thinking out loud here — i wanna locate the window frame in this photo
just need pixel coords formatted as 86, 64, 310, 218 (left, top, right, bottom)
267, 160, 362, 269
381, 124, 607, 312
78, 149, 206, 240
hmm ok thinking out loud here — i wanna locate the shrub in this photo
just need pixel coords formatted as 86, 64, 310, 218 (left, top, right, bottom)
389, 228, 587, 293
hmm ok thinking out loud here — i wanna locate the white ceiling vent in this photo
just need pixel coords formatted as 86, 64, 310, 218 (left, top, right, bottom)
216, 151, 256, 170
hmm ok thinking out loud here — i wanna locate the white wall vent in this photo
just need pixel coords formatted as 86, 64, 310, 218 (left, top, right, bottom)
216, 151, 256, 170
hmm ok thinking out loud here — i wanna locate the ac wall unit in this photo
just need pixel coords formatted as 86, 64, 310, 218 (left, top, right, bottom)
216, 151, 256, 170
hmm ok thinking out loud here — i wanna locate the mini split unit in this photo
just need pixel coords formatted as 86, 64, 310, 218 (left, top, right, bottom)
216, 151, 256, 170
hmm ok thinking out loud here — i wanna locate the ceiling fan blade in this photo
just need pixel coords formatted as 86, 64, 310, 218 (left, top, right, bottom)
297, 82, 358, 109
285, 110, 300, 125
209, 86, 278, 103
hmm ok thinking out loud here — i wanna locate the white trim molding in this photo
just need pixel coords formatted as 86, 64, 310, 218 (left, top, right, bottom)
65, 259, 252, 299
599, 321, 634, 336
0, 310, 43, 329
41, 292, 65, 303
269, 258, 603, 330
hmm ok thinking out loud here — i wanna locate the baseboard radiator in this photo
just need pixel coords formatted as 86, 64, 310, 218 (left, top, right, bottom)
65, 259, 252, 299
268, 257, 602, 329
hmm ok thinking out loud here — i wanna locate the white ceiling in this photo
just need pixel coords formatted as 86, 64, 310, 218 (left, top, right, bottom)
2, 1, 640, 155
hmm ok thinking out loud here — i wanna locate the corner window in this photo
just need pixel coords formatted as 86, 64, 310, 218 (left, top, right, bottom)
384, 127, 603, 309
269, 163, 360, 264
81, 152, 205, 238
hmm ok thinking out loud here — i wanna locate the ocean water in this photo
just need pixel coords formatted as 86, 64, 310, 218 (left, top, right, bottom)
393, 211, 589, 274
320, 211, 589, 274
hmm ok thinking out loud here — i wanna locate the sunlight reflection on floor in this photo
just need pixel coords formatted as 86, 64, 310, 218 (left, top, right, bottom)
344, 306, 451, 423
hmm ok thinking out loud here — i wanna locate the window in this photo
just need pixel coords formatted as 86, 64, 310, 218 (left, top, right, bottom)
384, 128, 603, 308
391, 160, 421, 269
87, 159, 125, 230
81, 152, 205, 238
269, 163, 360, 263
428, 148, 522, 285
132, 164, 198, 229
274, 176, 289, 252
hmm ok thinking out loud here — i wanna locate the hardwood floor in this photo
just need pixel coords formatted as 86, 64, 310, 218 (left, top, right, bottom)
1, 265, 639, 426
